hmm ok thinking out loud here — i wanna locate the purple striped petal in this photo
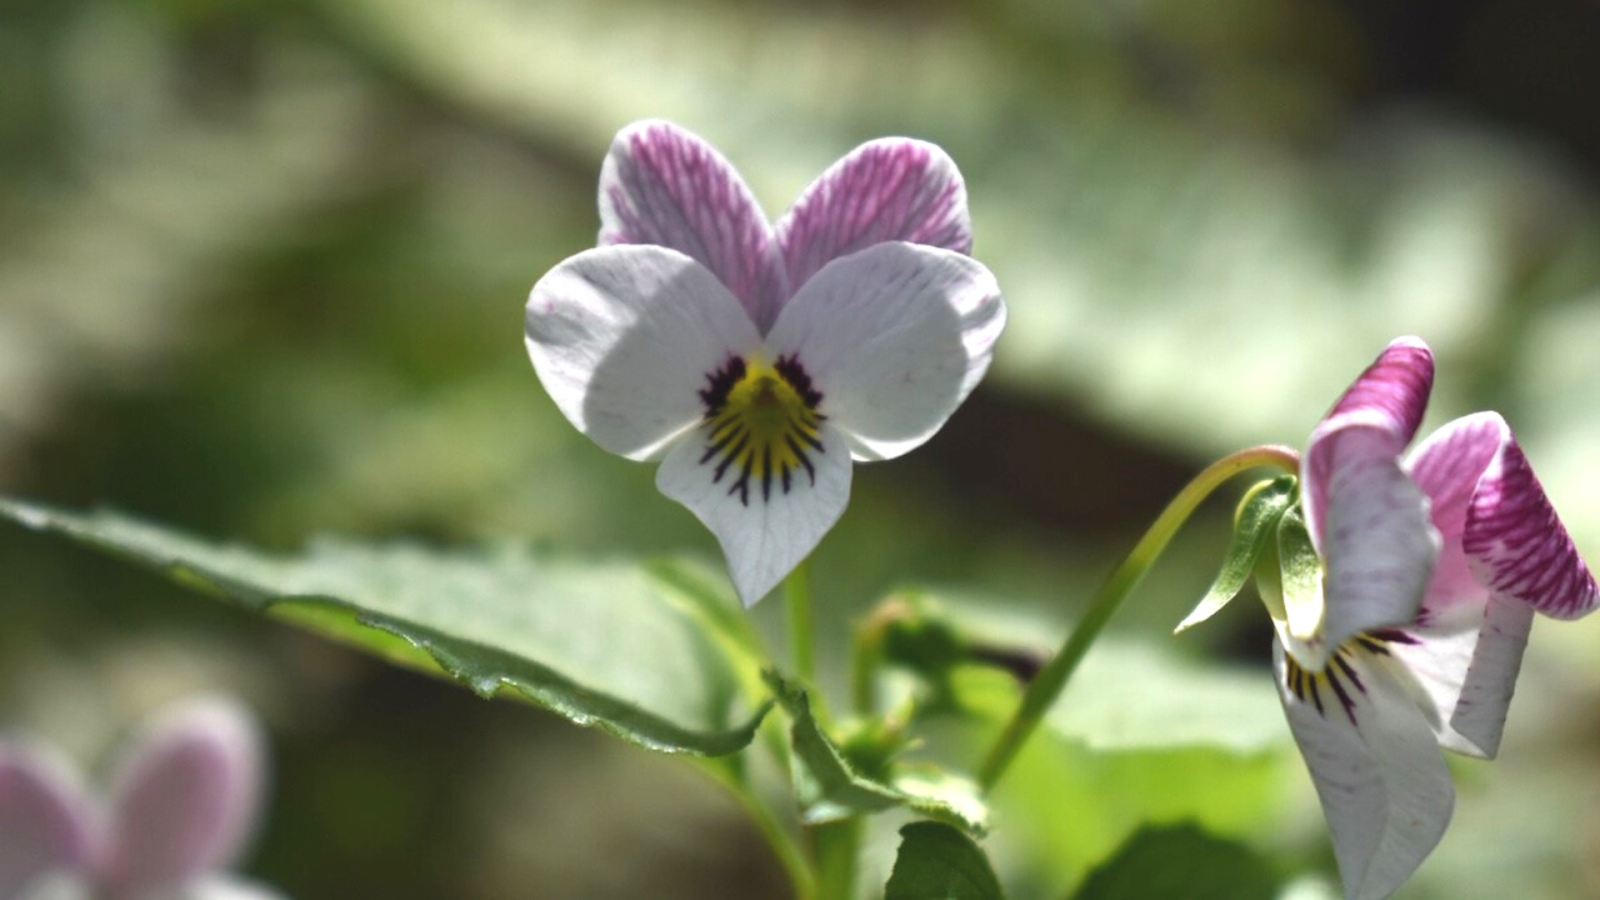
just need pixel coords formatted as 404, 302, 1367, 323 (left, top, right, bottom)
101, 699, 264, 893
1404, 413, 1505, 619
598, 121, 786, 332
1304, 337, 1435, 553
0, 744, 97, 898
1463, 432, 1598, 620
774, 138, 971, 297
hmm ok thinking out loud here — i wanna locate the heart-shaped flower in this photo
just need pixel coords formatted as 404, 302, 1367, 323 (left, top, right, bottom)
525, 121, 1006, 605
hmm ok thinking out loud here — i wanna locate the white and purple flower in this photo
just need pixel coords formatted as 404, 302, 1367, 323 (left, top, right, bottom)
1273, 336, 1597, 899
525, 121, 1006, 606
0, 697, 280, 900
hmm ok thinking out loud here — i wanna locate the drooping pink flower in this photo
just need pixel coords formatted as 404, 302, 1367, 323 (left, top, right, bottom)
1273, 336, 1596, 899
0, 697, 281, 900
525, 121, 1006, 606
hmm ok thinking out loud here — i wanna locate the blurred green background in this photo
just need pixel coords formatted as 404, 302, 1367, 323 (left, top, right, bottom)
4, 0, 1600, 897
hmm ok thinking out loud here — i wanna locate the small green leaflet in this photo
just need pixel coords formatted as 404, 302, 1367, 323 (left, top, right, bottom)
884, 821, 1005, 900
763, 671, 989, 835
0, 497, 769, 756
1176, 476, 1296, 633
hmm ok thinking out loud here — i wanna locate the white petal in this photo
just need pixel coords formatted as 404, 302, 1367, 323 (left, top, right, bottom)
15, 871, 93, 900
1276, 643, 1453, 900
1385, 595, 1533, 759
656, 421, 851, 607
102, 698, 264, 895
129, 875, 288, 900
0, 744, 97, 899
764, 242, 1004, 461
526, 246, 763, 461
1317, 426, 1440, 657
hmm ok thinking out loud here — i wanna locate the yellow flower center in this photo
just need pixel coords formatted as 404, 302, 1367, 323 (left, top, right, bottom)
698, 355, 825, 505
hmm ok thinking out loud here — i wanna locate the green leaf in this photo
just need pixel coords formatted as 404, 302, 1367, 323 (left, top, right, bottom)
1071, 823, 1278, 900
763, 670, 989, 835
885, 821, 1005, 900
0, 497, 770, 756
1175, 476, 1296, 633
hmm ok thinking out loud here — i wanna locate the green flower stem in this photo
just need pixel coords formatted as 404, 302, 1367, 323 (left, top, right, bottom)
786, 562, 816, 686
700, 755, 815, 900
976, 444, 1301, 793
811, 817, 863, 900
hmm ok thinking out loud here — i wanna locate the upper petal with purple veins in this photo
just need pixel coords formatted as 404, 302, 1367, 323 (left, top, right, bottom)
775, 138, 971, 294
1463, 434, 1599, 620
599, 120, 787, 332
1305, 336, 1435, 553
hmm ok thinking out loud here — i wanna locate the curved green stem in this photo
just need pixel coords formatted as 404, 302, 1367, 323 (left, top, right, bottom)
976, 444, 1300, 792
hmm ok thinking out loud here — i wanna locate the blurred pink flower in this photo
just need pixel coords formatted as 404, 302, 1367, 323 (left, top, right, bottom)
0, 697, 282, 900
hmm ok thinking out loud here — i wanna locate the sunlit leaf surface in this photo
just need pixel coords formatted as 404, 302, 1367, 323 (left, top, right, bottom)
0, 497, 768, 756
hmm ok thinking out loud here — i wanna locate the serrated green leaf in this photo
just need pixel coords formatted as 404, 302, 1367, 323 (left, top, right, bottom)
885, 821, 1005, 900
763, 670, 989, 835
1176, 476, 1296, 633
0, 497, 769, 756
1071, 823, 1278, 900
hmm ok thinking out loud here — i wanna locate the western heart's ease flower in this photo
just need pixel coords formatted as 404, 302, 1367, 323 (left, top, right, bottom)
525, 121, 1006, 606
0, 697, 282, 900
1272, 336, 1597, 900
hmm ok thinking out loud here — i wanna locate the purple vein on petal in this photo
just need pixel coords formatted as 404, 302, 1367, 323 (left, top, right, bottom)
1463, 436, 1599, 620
776, 138, 971, 293
600, 121, 784, 329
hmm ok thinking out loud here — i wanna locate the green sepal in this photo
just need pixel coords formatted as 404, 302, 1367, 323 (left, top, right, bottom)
1175, 476, 1297, 633
884, 821, 1005, 900
1274, 504, 1326, 646
0, 497, 771, 756
763, 670, 989, 835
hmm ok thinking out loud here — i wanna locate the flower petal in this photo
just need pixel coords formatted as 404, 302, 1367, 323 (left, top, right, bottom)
1462, 428, 1599, 620
0, 745, 96, 899
1385, 594, 1533, 759
1314, 425, 1440, 657
1404, 413, 1505, 619
656, 421, 852, 607
774, 138, 971, 295
1305, 337, 1434, 552
128, 875, 288, 900
764, 242, 1005, 462
1276, 642, 1453, 900
526, 246, 763, 461
16, 871, 93, 900
598, 120, 787, 332
101, 698, 264, 894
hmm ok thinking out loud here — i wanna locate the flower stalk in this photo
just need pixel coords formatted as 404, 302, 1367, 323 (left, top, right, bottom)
976, 443, 1301, 792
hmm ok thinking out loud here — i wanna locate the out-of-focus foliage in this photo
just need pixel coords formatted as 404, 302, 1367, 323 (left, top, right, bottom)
3, 0, 1599, 898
